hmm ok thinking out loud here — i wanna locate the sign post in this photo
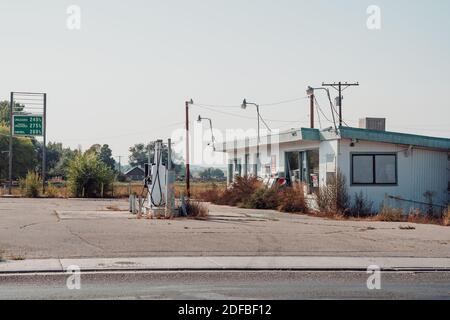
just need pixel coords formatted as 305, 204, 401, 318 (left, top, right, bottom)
8, 92, 47, 195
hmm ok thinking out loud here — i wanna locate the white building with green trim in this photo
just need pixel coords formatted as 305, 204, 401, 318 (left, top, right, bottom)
220, 123, 450, 213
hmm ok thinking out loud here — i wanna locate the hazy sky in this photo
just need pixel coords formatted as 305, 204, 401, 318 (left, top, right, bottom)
1, 0, 449, 164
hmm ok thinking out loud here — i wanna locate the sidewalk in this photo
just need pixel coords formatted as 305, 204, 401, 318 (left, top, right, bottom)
1, 256, 450, 273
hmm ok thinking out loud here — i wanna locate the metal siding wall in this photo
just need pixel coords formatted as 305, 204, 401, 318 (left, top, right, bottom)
411, 149, 448, 206
337, 139, 448, 211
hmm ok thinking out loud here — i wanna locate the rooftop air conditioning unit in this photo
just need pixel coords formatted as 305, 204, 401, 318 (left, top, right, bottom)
359, 118, 386, 131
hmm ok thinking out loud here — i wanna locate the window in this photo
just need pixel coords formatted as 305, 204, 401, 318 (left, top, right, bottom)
351, 154, 397, 185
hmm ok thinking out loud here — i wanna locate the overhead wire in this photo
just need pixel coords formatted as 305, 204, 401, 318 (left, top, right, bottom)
192, 103, 303, 124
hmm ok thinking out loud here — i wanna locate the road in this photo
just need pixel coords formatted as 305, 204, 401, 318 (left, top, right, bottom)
0, 198, 449, 259
0, 271, 449, 300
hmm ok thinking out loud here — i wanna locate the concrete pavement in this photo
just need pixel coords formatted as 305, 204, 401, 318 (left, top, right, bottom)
1, 256, 450, 273
0, 198, 449, 260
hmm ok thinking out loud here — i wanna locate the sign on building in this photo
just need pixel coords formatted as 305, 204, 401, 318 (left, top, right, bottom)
13, 115, 43, 136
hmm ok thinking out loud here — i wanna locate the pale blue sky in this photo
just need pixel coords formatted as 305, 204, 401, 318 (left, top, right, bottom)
0, 0, 449, 162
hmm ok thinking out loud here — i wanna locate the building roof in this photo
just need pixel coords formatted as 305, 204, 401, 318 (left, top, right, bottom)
219, 126, 450, 152
339, 127, 450, 151
124, 166, 145, 175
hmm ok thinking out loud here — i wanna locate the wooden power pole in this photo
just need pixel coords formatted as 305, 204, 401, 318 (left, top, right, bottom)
322, 82, 359, 127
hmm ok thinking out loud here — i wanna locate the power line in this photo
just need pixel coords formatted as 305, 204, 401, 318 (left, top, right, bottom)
192, 104, 302, 123
193, 96, 308, 109
62, 121, 185, 142
259, 96, 308, 107
314, 97, 333, 124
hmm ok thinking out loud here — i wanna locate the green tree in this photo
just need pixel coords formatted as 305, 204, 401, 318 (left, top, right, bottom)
199, 167, 225, 180
129, 142, 185, 176
86, 144, 101, 155
67, 152, 115, 198
0, 125, 38, 181
128, 143, 148, 168
49, 146, 78, 179
0, 101, 25, 126
98, 144, 116, 170
34, 142, 64, 178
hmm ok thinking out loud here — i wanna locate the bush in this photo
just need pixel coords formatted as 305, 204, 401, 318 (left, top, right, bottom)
278, 183, 308, 213
315, 171, 350, 215
242, 187, 280, 210
198, 183, 222, 203
19, 171, 41, 198
184, 200, 209, 218
213, 176, 262, 206
68, 152, 115, 198
443, 208, 450, 226
349, 191, 374, 217
45, 183, 60, 198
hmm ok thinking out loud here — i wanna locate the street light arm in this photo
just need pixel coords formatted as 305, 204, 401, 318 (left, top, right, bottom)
198, 116, 216, 151
307, 87, 337, 129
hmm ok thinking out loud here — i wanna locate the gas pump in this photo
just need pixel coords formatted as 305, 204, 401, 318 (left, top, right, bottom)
134, 139, 175, 219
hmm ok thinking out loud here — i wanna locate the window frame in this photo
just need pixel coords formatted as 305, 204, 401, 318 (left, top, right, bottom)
350, 153, 398, 186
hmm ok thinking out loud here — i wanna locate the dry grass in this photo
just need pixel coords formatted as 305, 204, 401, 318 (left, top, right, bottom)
443, 207, 450, 226
184, 200, 209, 218
6, 254, 26, 261
374, 206, 403, 222
174, 181, 227, 200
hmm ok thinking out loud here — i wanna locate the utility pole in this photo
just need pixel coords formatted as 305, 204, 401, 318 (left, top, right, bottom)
42, 93, 47, 194
309, 92, 315, 129
185, 99, 193, 198
8, 92, 13, 195
322, 82, 359, 127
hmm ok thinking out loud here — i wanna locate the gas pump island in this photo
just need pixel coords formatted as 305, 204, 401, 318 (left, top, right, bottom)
130, 139, 175, 218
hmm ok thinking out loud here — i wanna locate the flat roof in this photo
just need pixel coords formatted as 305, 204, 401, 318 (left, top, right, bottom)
339, 127, 450, 151
219, 126, 450, 152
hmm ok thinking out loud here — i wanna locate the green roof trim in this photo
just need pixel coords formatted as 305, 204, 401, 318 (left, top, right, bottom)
339, 127, 450, 151
300, 128, 321, 141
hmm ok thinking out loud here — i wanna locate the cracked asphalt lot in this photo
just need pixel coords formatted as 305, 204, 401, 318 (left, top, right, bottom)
0, 198, 449, 259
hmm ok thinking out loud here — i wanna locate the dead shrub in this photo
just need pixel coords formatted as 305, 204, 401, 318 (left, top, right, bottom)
407, 208, 447, 226
184, 200, 209, 218
315, 171, 350, 215
375, 205, 403, 222
278, 184, 308, 213
242, 187, 280, 210
348, 191, 374, 217
213, 176, 262, 207
45, 184, 60, 198
443, 208, 450, 226
198, 183, 222, 203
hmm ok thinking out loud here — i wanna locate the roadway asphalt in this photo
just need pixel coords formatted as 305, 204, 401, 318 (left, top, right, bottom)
0, 271, 449, 300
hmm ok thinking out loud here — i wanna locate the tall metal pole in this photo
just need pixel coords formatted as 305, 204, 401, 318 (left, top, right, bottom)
309, 93, 315, 129
338, 82, 342, 127
165, 138, 173, 219
185, 100, 191, 198
256, 105, 260, 164
8, 92, 13, 195
42, 93, 47, 194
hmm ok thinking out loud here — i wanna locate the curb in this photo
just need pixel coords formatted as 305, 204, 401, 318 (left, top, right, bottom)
1, 256, 450, 274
